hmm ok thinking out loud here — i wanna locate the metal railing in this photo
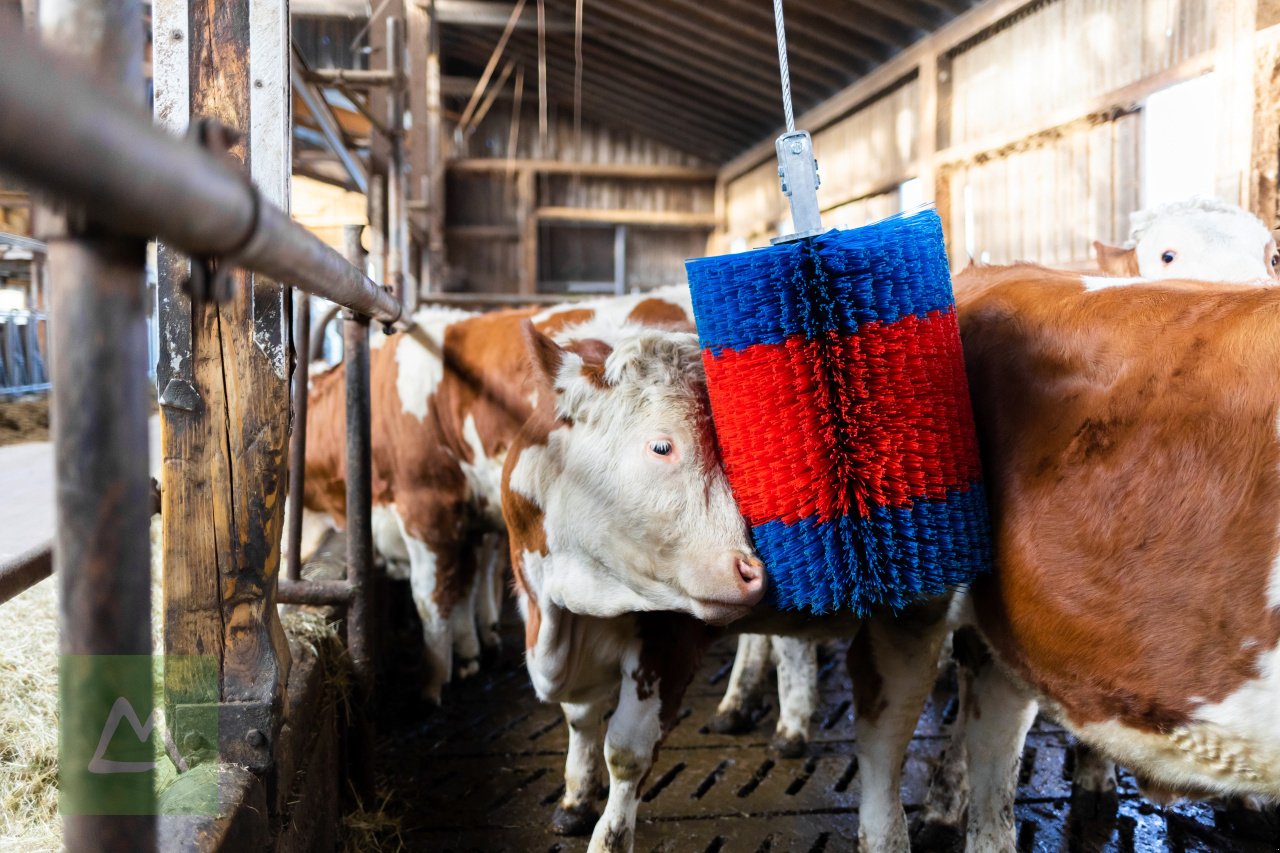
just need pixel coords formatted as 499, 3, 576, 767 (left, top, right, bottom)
0, 308, 48, 396
0, 7, 407, 847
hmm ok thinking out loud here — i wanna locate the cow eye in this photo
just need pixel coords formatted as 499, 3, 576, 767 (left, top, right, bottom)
1271, 253, 1278, 268
649, 440, 673, 457
1161, 250, 1176, 264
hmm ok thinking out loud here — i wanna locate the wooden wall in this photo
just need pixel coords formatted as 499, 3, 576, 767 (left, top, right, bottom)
445, 105, 716, 294
717, 0, 1259, 271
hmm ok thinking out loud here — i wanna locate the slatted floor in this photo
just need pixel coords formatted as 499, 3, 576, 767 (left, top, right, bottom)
370, 612, 1280, 853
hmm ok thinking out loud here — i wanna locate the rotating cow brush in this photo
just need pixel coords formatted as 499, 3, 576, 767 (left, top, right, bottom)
684, 1, 991, 615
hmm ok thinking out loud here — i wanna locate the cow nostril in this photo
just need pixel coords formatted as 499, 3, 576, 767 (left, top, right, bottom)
736, 558, 763, 588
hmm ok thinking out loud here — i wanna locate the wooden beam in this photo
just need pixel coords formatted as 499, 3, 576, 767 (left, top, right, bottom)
537, 206, 717, 228
156, 0, 291, 778
446, 223, 520, 238
433, 0, 576, 30
1249, 24, 1280, 223
448, 159, 717, 179
292, 49, 369, 193
517, 168, 536, 294
932, 51, 1215, 168
0, 190, 30, 208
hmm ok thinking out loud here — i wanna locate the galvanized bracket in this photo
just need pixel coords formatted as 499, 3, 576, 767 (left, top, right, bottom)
172, 700, 275, 773
156, 241, 200, 412
771, 130, 824, 245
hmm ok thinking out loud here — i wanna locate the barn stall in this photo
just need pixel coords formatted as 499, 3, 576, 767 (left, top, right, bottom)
0, 0, 1279, 850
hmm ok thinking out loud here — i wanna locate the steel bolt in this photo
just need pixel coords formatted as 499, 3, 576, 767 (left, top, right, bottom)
172, 30, 183, 41
790, 142, 802, 155
246, 728, 266, 747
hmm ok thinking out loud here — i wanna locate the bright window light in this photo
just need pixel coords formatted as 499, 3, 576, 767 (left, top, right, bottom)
1142, 73, 1217, 208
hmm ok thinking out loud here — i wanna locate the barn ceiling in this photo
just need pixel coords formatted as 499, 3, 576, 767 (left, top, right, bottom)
442, 0, 982, 163
295, 1, 983, 167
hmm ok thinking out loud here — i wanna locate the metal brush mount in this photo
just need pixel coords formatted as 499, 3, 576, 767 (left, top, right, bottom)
773, 129, 822, 244
770, 0, 823, 245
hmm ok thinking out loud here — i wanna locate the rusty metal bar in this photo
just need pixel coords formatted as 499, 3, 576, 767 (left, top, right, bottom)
40, 0, 156, 847
286, 289, 311, 583
309, 301, 343, 362
385, 17, 409, 308
342, 224, 376, 799
0, 24, 406, 328
0, 540, 52, 605
277, 578, 354, 607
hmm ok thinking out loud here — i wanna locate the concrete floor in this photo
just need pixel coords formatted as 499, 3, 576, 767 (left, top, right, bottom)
0, 415, 160, 561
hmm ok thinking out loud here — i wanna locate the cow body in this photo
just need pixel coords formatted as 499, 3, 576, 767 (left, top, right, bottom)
952, 265, 1280, 848
302, 288, 694, 702
503, 322, 954, 852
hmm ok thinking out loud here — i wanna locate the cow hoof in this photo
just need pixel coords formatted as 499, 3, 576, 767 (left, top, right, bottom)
456, 657, 481, 679
909, 818, 963, 853
706, 707, 756, 734
420, 683, 444, 706
769, 731, 808, 759
1071, 783, 1120, 822
551, 801, 599, 836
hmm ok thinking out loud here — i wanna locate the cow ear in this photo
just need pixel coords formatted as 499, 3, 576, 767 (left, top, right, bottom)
522, 320, 566, 388
1094, 241, 1139, 276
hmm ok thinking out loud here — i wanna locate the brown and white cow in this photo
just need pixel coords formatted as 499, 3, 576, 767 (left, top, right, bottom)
301, 287, 695, 703
503, 321, 954, 852
948, 264, 1280, 850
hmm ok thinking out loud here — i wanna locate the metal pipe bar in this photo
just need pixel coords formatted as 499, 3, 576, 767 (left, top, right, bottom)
0, 541, 52, 605
342, 225, 376, 800
40, 2, 155, 847
291, 48, 370, 194
309, 301, 343, 362
276, 578, 354, 607
385, 18, 408, 308
0, 25, 405, 328
286, 290, 311, 583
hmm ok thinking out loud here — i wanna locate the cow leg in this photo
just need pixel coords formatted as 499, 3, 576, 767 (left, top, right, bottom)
915, 626, 986, 848
475, 531, 506, 654
589, 644, 662, 853
1070, 742, 1119, 816
848, 603, 949, 853
770, 636, 817, 758
963, 651, 1038, 853
552, 698, 608, 836
402, 535, 453, 704
707, 633, 771, 734
449, 564, 482, 679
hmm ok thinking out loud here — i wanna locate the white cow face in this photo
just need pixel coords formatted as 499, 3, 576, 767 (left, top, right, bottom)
1132, 208, 1279, 283
521, 323, 765, 625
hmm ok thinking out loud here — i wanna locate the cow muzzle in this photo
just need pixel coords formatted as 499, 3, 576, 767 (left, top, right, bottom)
691, 551, 767, 625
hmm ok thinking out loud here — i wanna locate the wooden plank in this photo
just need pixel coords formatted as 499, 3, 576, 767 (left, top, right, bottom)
536, 206, 718, 228
933, 50, 1215, 168
1249, 24, 1280, 223
916, 53, 939, 204
158, 0, 291, 756
517, 168, 536, 294
448, 159, 717, 179
435, 0, 575, 29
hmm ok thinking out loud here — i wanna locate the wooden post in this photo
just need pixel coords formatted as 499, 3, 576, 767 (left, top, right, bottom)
517, 167, 537, 294
1250, 23, 1280, 224
1216, 0, 1260, 206
406, 0, 445, 294
154, 0, 291, 781
916, 53, 939, 206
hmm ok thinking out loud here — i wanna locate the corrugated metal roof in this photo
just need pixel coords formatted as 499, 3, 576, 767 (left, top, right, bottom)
441, 0, 982, 163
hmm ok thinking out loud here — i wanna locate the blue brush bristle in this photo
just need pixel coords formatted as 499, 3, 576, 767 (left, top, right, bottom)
687, 209, 993, 615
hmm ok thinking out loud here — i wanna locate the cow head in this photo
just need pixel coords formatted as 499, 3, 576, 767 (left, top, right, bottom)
508, 322, 765, 625
1095, 198, 1280, 283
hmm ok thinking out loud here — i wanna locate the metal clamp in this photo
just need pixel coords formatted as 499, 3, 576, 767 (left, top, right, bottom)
180, 118, 260, 305
771, 130, 824, 245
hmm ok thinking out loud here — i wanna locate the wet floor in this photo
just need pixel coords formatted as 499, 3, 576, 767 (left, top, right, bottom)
371, 609, 1280, 853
